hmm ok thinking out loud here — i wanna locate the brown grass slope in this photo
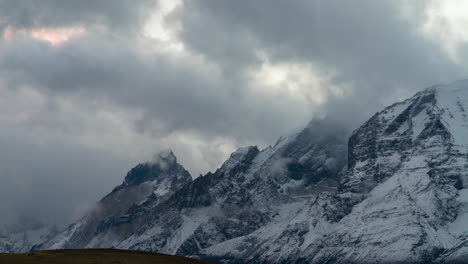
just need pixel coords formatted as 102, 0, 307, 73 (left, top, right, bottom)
0, 249, 216, 264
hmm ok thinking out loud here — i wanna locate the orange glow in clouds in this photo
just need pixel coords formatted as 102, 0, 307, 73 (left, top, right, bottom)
29, 27, 85, 46
2, 26, 14, 40
2, 26, 85, 46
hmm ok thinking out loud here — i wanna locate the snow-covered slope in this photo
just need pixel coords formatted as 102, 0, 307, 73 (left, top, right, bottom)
315, 81, 468, 263
197, 81, 468, 263
30, 80, 468, 263
35, 118, 347, 257
92, 122, 343, 255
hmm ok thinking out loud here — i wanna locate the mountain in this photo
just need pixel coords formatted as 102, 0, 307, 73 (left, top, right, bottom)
29, 80, 468, 263
35, 118, 348, 257
34, 150, 192, 250
201, 81, 468, 263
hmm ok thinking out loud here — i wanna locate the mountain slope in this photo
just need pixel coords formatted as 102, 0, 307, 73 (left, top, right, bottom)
200, 81, 468, 263
310, 82, 468, 263
37, 119, 348, 257
33, 80, 468, 263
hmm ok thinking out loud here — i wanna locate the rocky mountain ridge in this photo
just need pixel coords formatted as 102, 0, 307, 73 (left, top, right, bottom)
2, 80, 468, 263
212, 81, 468, 263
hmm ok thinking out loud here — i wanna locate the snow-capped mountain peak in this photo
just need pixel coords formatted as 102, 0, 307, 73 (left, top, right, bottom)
19, 80, 468, 263
111, 149, 190, 194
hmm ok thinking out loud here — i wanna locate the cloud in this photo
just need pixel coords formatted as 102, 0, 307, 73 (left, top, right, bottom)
422, 0, 468, 62
0, 0, 155, 33
176, 0, 467, 123
0, 0, 467, 228
2, 25, 85, 46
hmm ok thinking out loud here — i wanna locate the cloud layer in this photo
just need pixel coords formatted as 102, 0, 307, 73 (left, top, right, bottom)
0, 0, 467, 227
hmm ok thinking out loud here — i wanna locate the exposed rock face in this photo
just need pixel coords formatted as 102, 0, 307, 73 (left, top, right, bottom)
35, 119, 348, 258
306, 84, 468, 263
68, 122, 346, 256
200, 82, 468, 263
31, 80, 468, 263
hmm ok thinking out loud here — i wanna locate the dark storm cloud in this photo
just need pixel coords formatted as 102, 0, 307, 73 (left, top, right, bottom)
0, 0, 308, 226
0, 28, 314, 145
177, 0, 467, 125
0, 0, 155, 32
0, 0, 160, 228
4, 0, 462, 142
0, 33, 246, 138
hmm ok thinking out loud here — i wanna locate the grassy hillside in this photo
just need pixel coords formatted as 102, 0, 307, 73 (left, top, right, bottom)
0, 249, 216, 264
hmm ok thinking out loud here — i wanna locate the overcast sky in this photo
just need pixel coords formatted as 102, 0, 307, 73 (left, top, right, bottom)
0, 0, 467, 228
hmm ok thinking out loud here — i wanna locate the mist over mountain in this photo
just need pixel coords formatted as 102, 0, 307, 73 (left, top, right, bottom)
1, 80, 464, 263
2, 1, 468, 263
1, 0, 468, 230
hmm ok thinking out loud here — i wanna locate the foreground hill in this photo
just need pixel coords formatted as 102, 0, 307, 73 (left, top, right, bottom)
0, 249, 214, 264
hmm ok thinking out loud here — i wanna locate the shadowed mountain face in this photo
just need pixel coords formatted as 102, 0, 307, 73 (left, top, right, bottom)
18, 81, 468, 263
